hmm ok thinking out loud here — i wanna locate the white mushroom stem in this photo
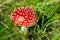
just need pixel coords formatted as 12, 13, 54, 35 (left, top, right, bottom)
21, 26, 27, 31
17, 26, 28, 37
17, 27, 28, 40
20, 26, 28, 36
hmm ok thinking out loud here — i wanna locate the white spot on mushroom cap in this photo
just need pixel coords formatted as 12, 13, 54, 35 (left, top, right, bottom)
11, 16, 15, 20
28, 20, 30, 22
20, 12, 22, 14
24, 7, 28, 10
29, 23, 30, 25
34, 16, 36, 18
20, 23, 22, 24
17, 15, 19, 18
25, 16, 28, 18
25, 21, 27, 22
27, 9, 30, 11
30, 17, 32, 19
29, 22, 33, 26
14, 13, 16, 15
29, 22, 34, 26
25, 12, 27, 14
32, 11, 34, 14
18, 11, 20, 13
27, 19, 29, 21
11, 18, 14, 20
26, 14, 28, 15
15, 20, 18, 24
19, 8, 21, 11
31, 15, 34, 16
23, 13, 25, 15
18, 16, 25, 22
11, 16, 14, 18
24, 8, 27, 10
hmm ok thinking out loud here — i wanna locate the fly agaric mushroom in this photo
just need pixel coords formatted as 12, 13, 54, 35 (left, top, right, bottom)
11, 7, 37, 31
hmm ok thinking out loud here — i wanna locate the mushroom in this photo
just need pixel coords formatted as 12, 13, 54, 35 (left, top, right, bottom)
10, 7, 37, 32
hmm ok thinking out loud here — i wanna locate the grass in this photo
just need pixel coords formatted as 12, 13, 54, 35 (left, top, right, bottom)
0, 0, 60, 40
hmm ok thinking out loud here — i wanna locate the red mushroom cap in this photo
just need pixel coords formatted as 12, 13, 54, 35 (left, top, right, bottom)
11, 7, 37, 27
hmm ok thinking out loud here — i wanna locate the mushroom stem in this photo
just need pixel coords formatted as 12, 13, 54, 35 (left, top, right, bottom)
21, 26, 28, 40
21, 26, 28, 35
21, 26, 27, 31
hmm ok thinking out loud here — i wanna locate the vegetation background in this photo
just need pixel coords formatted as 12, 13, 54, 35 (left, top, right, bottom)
0, 0, 60, 40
